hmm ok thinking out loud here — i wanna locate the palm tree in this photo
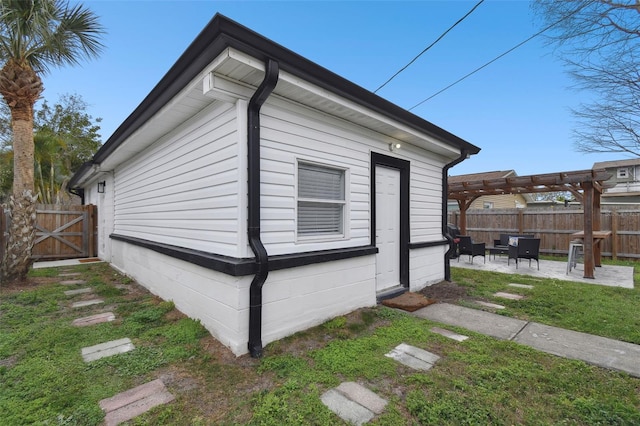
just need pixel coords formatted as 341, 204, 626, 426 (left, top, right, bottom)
34, 130, 70, 204
0, 0, 104, 282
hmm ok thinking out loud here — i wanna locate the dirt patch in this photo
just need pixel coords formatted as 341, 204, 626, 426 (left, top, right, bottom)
0, 355, 18, 369
419, 280, 473, 304
0, 276, 57, 294
381, 292, 436, 312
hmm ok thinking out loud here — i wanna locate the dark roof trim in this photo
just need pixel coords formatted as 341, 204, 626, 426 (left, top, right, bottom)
88, 14, 478, 168
68, 161, 93, 190
110, 233, 377, 276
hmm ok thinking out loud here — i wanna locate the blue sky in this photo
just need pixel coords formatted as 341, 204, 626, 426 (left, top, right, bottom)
42, 0, 627, 176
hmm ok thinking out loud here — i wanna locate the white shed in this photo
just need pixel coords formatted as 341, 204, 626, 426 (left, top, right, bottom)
69, 14, 480, 357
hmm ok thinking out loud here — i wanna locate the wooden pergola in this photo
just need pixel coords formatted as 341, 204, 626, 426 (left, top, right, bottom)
448, 169, 613, 279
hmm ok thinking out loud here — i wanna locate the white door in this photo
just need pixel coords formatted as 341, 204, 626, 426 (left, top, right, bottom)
375, 166, 401, 292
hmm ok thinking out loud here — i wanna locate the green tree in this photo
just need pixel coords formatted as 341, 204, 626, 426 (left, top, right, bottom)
0, 0, 104, 283
0, 94, 102, 204
35, 93, 101, 173
533, 1, 640, 156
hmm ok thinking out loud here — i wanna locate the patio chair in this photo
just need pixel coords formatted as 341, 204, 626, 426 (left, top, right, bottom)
508, 238, 540, 269
457, 236, 485, 264
488, 234, 535, 260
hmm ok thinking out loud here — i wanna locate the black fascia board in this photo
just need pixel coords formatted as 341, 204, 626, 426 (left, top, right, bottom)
85, 14, 478, 173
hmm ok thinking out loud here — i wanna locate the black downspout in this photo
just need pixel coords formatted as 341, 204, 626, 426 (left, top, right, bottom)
442, 149, 468, 282
68, 187, 85, 205
247, 59, 279, 358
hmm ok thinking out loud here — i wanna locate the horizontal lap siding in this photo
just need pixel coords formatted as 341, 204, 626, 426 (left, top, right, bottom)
259, 101, 373, 255
258, 98, 448, 256
114, 102, 243, 257
409, 154, 447, 242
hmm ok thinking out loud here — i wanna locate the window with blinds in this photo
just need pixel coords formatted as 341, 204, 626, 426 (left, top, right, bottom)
297, 162, 345, 237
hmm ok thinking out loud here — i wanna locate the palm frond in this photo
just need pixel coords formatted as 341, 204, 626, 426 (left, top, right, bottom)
0, 0, 105, 74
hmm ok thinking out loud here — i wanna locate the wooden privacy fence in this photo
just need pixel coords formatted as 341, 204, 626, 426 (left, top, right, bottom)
448, 208, 640, 260
33, 204, 97, 260
1, 204, 97, 261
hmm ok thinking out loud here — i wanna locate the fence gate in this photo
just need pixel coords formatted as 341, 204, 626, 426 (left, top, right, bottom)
32, 204, 97, 260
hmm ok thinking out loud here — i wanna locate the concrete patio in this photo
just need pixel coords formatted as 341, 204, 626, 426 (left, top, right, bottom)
452, 254, 634, 289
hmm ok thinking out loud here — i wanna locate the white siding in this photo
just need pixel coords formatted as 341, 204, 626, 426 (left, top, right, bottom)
258, 99, 376, 255
257, 97, 449, 256
113, 101, 245, 257
408, 149, 448, 243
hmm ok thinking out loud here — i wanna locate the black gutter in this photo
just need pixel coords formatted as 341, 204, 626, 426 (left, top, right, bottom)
67, 161, 93, 201
442, 149, 469, 282
247, 59, 279, 358
68, 187, 85, 204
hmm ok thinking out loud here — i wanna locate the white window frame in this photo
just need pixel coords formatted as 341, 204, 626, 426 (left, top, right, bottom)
295, 159, 349, 242
483, 201, 494, 209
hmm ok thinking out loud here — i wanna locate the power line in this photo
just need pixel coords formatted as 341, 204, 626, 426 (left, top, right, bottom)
373, 0, 485, 94
408, 13, 578, 111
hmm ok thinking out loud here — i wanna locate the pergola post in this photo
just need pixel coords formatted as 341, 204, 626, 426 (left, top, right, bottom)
458, 200, 467, 235
594, 187, 602, 266
582, 181, 595, 279
456, 197, 478, 235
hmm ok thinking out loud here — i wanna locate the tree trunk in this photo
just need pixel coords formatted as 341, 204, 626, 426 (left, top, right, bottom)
0, 191, 37, 283
0, 61, 42, 283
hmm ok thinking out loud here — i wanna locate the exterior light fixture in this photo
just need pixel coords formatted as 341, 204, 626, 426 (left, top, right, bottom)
97, 181, 106, 193
388, 142, 401, 152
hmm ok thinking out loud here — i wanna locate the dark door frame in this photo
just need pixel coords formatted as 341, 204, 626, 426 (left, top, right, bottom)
371, 151, 410, 288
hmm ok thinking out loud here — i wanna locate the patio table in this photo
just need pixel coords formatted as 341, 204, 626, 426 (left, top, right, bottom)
571, 230, 611, 267
488, 245, 509, 260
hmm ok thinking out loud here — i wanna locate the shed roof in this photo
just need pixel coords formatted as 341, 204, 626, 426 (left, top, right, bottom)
70, 14, 479, 188
449, 170, 515, 184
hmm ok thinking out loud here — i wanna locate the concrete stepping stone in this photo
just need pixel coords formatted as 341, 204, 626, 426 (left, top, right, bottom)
72, 299, 104, 308
494, 292, 524, 300
99, 379, 174, 426
72, 312, 116, 327
385, 343, 440, 371
430, 326, 469, 342
64, 287, 93, 296
59, 272, 82, 277
321, 382, 387, 425
60, 280, 87, 286
508, 283, 534, 289
474, 301, 505, 310
82, 338, 135, 362
414, 303, 528, 341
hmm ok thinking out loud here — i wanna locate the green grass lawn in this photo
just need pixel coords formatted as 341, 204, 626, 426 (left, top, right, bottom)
0, 262, 639, 425
450, 263, 640, 345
